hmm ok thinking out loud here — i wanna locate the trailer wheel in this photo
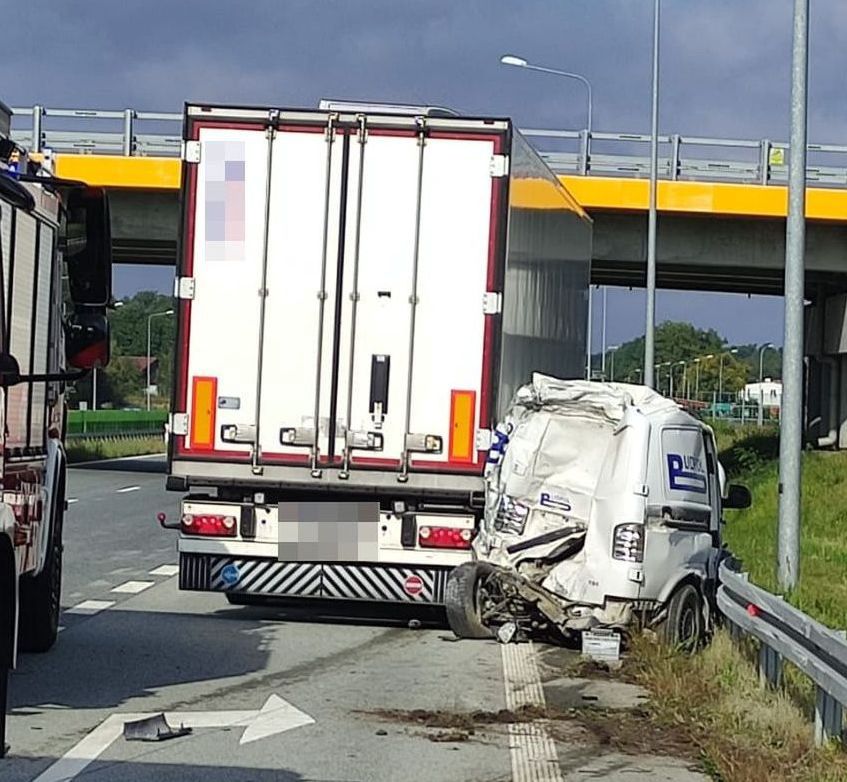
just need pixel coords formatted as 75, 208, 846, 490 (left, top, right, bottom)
445, 562, 495, 639
18, 472, 65, 654
659, 583, 703, 652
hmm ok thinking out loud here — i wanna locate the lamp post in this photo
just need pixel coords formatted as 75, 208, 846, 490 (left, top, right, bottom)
609, 345, 619, 381
758, 343, 776, 427
655, 361, 670, 395
92, 301, 124, 411
694, 353, 714, 400
499, 54, 593, 143
501, 54, 596, 379
146, 309, 174, 412
718, 348, 739, 405
643, 0, 661, 388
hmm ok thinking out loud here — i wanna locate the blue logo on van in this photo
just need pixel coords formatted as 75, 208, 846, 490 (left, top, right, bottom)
667, 453, 707, 494
221, 564, 240, 586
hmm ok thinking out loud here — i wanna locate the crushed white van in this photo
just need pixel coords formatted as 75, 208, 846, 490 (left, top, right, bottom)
444, 375, 751, 649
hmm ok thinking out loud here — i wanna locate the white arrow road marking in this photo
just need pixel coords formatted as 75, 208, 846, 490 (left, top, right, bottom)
32, 695, 315, 782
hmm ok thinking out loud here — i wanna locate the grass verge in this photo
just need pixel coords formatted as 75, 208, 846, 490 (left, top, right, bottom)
628, 630, 847, 782
65, 436, 165, 464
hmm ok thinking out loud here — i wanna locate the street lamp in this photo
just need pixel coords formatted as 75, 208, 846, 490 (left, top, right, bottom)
501, 54, 596, 378
608, 345, 619, 381
718, 348, 739, 405
655, 361, 671, 396
758, 343, 776, 427
673, 360, 685, 399
693, 353, 714, 400
499, 55, 593, 141
643, 0, 661, 388
146, 309, 174, 412
92, 301, 124, 411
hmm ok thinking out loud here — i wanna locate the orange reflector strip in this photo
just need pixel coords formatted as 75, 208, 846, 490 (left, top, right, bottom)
449, 390, 476, 463
190, 377, 217, 450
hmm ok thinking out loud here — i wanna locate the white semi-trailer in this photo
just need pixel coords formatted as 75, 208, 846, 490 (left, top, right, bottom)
165, 100, 591, 607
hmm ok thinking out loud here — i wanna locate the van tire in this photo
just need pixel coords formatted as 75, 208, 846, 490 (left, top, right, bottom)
18, 472, 65, 654
659, 583, 703, 652
445, 562, 494, 639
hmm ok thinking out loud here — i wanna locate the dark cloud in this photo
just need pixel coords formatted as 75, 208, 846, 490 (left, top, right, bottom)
9, 0, 842, 344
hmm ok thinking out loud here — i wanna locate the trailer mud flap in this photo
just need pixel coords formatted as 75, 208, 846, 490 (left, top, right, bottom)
180, 554, 450, 603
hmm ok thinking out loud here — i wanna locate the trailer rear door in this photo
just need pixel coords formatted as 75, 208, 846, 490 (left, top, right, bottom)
176, 111, 505, 478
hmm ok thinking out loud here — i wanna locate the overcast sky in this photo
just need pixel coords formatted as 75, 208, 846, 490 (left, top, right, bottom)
9, 0, 845, 347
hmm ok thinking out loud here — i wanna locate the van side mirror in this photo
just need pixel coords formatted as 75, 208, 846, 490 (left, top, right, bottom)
62, 186, 112, 308
65, 312, 111, 370
724, 483, 752, 510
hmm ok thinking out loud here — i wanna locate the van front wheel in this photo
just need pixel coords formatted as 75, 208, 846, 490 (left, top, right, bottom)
445, 562, 495, 639
659, 583, 703, 652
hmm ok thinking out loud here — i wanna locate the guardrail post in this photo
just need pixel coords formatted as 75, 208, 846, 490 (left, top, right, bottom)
123, 109, 135, 156
579, 129, 589, 175
814, 686, 844, 746
759, 139, 772, 185
670, 133, 681, 180
758, 644, 783, 689
31, 105, 43, 153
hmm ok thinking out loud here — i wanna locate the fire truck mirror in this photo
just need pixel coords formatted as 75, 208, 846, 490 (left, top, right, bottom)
0, 352, 21, 386
62, 186, 112, 308
65, 312, 111, 370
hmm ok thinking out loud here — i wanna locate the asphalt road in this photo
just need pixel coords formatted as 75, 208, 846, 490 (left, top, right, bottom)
3, 457, 707, 782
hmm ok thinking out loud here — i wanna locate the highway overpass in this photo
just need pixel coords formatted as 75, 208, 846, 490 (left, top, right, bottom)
11, 105, 847, 298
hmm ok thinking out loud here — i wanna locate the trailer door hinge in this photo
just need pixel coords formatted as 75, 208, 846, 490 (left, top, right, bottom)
174, 276, 196, 300
482, 292, 502, 315
170, 413, 189, 437
183, 141, 202, 163
489, 154, 509, 177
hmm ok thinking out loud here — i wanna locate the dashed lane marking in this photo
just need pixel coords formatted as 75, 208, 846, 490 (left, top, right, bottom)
116, 485, 140, 493
65, 600, 116, 616
67, 498, 79, 504
111, 580, 155, 594
150, 564, 180, 577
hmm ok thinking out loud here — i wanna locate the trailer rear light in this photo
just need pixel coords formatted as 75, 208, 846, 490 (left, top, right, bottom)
221, 423, 256, 444
181, 513, 237, 537
190, 377, 218, 450
449, 390, 476, 463
404, 433, 443, 454
612, 523, 644, 562
418, 525, 473, 549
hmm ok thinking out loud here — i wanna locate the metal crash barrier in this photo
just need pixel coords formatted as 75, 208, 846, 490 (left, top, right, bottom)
717, 559, 847, 746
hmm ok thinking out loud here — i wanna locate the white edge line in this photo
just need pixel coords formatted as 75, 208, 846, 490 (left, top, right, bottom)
116, 485, 141, 494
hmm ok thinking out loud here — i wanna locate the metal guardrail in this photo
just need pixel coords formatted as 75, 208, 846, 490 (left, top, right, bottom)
8, 104, 847, 188
717, 559, 847, 746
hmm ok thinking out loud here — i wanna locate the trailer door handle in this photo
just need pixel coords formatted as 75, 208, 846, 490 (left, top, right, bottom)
370, 354, 390, 427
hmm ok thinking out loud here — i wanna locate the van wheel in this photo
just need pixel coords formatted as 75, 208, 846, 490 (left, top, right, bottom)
18, 473, 65, 654
659, 583, 703, 652
445, 562, 495, 639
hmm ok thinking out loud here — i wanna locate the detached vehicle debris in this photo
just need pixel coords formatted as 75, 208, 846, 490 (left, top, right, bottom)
445, 375, 752, 649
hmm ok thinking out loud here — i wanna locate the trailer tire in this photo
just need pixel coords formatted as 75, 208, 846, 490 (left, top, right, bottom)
659, 582, 703, 652
445, 562, 495, 639
18, 472, 65, 654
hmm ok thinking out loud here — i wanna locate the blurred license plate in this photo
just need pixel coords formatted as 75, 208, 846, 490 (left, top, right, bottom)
278, 502, 379, 562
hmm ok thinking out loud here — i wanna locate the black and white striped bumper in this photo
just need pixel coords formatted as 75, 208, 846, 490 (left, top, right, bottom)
179, 554, 451, 604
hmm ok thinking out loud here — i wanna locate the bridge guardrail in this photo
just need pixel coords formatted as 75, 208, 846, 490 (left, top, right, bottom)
717, 559, 847, 746
9, 105, 847, 188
